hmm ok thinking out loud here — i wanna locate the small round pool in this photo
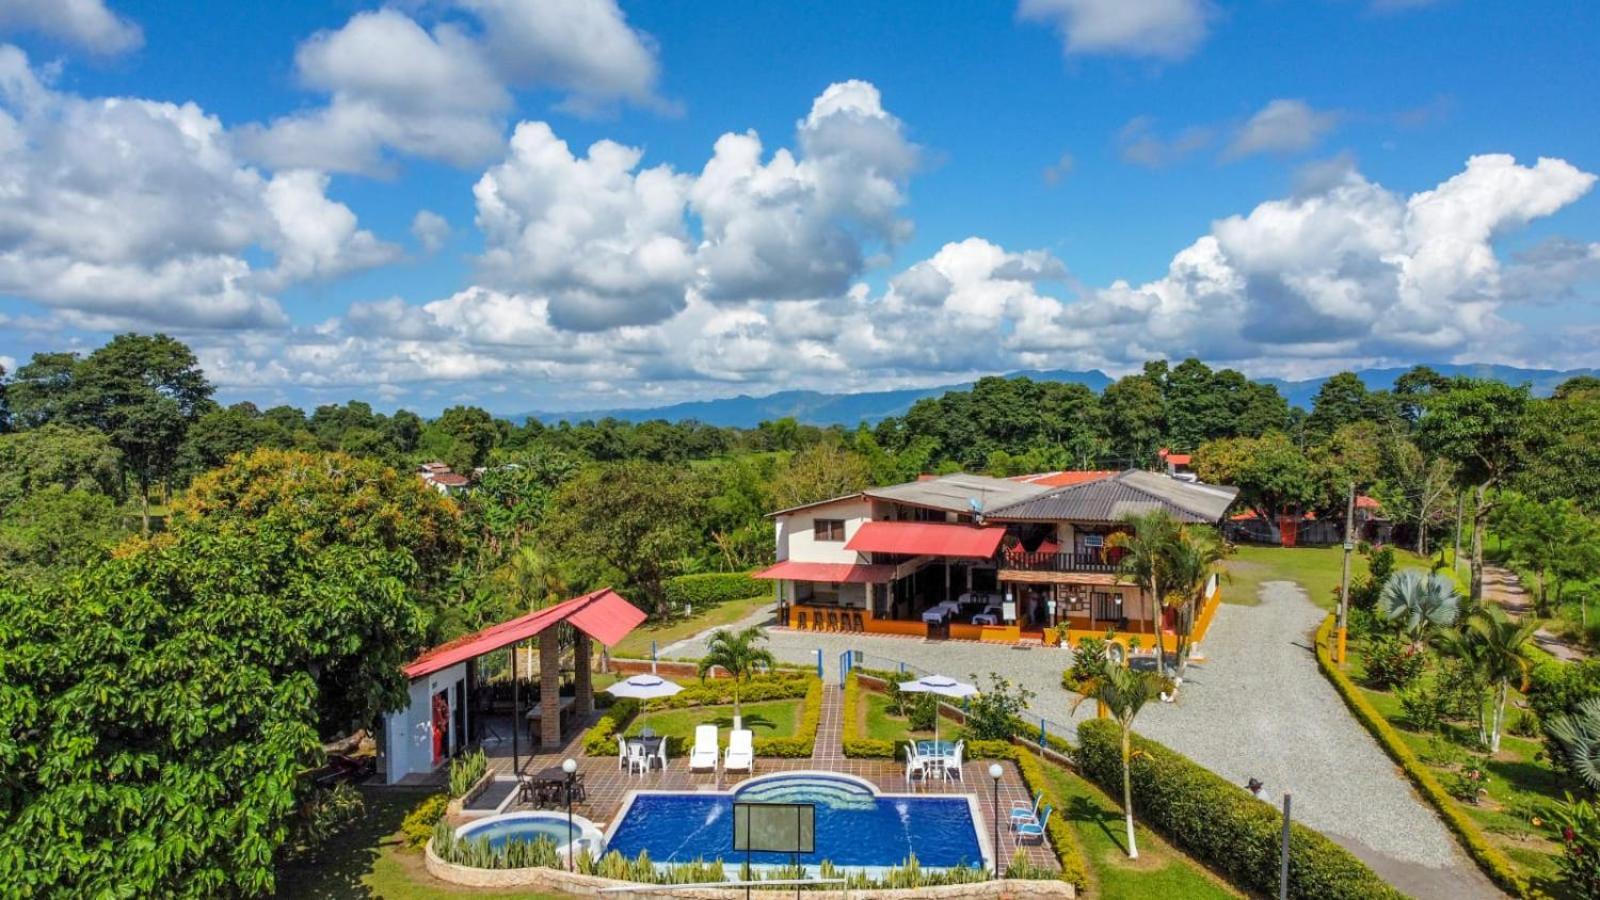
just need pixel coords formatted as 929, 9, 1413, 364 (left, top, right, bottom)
456, 811, 605, 859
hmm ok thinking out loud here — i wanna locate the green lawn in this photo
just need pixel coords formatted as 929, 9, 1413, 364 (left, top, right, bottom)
1345, 641, 1567, 895
275, 788, 564, 899
626, 698, 802, 747
1042, 765, 1240, 900
862, 690, 961, 747
1223, 544, 1450, 609
608, 593, 772, 660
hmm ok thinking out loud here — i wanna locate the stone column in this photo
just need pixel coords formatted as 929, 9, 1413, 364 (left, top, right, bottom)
540, 627, 561, 747
573, 628, 593, 718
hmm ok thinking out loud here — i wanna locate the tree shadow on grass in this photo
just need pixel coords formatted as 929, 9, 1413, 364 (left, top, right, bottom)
276, 787, 431, 900
1066, 794, 1131, 857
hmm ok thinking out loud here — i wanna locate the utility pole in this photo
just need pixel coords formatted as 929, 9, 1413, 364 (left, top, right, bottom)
1453, 492, 1465, 575
1337, 482, 1355, 665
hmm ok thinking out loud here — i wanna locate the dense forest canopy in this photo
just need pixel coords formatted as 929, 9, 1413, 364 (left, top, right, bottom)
5, 333, 1600, 891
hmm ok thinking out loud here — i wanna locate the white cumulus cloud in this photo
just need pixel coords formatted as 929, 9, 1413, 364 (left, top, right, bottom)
1018, 0, 1211, 60
1225, 99, 1341, 160
0, 0, 141, 55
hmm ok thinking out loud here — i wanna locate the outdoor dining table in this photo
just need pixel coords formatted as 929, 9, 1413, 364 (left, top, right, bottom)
915, 740, 958, 760
625, 735, 666, 770
524, 765, 582, 806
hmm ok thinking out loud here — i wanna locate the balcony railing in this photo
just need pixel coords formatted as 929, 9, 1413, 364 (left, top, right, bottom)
997, 549, 1121, 574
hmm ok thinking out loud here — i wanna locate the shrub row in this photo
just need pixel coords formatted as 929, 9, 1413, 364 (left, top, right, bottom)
663, 572, 765, 608
1313, 616, 1528, 897
653, 670, 812, 709
1077, 716, 1401, 899
580, 677, 822, 759
838, 672, 1088, 889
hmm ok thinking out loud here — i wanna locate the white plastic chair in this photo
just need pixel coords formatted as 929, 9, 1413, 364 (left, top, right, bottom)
616, 734, 628, 771
655, 738, 669, 772
689, 724, 719, 772
945, 740, 964, 781
725, 729, 754, 773
626, 740, 649, 776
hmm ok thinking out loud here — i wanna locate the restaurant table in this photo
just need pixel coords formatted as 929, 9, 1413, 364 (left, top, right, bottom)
915, 740, 958, 759
525, 765, 579, 806
625, 735, 665, 770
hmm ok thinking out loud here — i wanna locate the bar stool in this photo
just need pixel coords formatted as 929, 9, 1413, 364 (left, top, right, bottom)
852, 611, 865, 631
796, 610, 808, 631
826, 610, 839, 631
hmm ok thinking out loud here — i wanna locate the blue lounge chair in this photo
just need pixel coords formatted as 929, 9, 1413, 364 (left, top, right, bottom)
1010, 791, 1043, 830
1015, 806, 1052, 845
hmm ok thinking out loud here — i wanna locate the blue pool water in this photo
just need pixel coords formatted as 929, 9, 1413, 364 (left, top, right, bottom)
458, 812, 595, 852
604, 773, 985, 870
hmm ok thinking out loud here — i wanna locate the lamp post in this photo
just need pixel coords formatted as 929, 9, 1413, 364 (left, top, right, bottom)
562, 757, 578, 871
988, 763, 1003, 879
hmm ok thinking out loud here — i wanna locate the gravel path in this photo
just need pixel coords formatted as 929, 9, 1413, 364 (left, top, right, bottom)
668, 588, 1503, 898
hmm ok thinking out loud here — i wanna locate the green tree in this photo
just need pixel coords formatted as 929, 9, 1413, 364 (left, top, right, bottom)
1107, 510, 1182, 677
0, 423, 124, 510
536, 461, 709, 616
1070, 664, 1166, 859
1163, 526, 1227, 682
1372, 435, 1456, 556
68, 335, 215, 533
1102, 371, 1166, 468
180, 402, 286, 474
0, 449, 461, 896
0, 486, 124, 588
3, 351, 81, 428
424, 406, 501, 472
696, 626, 776, 722
1519, 383, 1600, 514
1416, 379, 1530, 602
769, 443, 871, 510
1193, 432, 1320, 541
1454, 607, 1537, 752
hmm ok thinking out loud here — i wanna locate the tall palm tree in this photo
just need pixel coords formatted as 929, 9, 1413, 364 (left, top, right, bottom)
1072, 664, 1165, 859
1455, 607, 1537, 752
1163, 526, 1227, 682
1107, 511, 1181, 676
697, 626, 776, 725
1378, 569, 1462, 651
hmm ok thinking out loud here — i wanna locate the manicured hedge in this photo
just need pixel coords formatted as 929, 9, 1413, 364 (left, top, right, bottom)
1076, 718, 1402, 900
840, 672, 1089, 889
580, 676, 822, 759
663, 572, 765, 608
1313, 616, 1529, 897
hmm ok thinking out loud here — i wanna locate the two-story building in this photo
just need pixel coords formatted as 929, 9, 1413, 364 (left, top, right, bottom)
754, 470, 1238, 653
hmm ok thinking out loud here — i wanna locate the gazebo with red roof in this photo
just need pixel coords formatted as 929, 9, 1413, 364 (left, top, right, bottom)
381, 587, 645, 783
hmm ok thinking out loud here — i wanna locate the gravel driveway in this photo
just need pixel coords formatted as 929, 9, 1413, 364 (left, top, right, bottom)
668, 585, 1503, 898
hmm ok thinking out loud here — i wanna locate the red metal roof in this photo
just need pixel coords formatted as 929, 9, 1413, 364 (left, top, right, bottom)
752, 560, 896, 584
844, 521, 1006, 558
402, 587, 645, 679
1012, 470, 1118, 487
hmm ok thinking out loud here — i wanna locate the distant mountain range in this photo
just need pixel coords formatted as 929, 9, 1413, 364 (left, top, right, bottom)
525, 364, 1597, 428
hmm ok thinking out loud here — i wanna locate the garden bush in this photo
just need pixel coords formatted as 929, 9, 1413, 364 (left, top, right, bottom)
1547, 793, 1600, 899
448, 747, 488, 798
964, 673, 1035, 741
582, 698, 641, 756
1062, 633, 1112, 691
401, 793, 449, 848
1398, 683, 1446, 732
1362, 634, 1427, 689
1528, 658, 1600, 723
287, 783, 365, 857
1076, 718, 1400, 899
663, 572, 764, 609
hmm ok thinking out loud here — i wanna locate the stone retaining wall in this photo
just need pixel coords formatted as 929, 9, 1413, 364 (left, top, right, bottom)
425, 841, 1073, 898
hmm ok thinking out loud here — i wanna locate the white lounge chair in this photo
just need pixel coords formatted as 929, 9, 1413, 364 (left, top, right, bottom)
689, 724, 719, 772
725, 729, 754, 773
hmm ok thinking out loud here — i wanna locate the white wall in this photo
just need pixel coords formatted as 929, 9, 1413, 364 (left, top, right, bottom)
383, 661, 468, 783
775, 497, 873, 564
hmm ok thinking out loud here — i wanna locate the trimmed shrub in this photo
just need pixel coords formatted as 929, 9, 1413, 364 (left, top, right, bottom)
663, 572, 764, 609
1076, 718, 1400, 899
401, 793, 449, 848
1362, 634, 1426, 690
656, 671, 811, 709
1315, 617, 1528, 897
752, 677, 823, 758
841, 672, 897, 759
582, 698, 641, 756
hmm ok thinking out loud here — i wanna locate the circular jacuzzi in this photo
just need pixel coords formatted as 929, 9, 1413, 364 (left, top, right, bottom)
455, 810, 605, 859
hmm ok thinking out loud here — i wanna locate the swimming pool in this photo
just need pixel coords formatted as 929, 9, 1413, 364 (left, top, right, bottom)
604, 772, 989, 873
456, 811, 605, 859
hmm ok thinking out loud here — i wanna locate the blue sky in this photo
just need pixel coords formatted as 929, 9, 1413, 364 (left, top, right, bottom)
1, 0, 1597, 414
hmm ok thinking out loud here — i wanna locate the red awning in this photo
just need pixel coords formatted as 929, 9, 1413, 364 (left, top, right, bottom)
844, 521, 1006, 558
753, 560, 896, 584
402, 587, 645, 679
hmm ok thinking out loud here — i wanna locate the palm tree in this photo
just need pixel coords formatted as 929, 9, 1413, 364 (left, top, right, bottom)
1072, 664, 1165, 859
1108, 511, 1181, 677
1454, 607, 1537, 752
697, 626, 776, 726
1163, 526, 1227, 683
1378, 569, 1462, 650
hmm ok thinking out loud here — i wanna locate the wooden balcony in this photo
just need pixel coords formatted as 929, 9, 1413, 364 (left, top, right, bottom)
997, 549, 1120, 574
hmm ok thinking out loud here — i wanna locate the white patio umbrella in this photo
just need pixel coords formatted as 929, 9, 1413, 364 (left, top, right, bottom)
605, 674, 684, 701
898, 674, 979, 746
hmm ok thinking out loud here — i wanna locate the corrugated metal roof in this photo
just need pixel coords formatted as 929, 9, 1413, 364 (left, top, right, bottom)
402, 587, 645, 679
987, 470, 1239, 524
753, 560, 896, 583
863, 472, 1047, 514
844, 520, 1007, 557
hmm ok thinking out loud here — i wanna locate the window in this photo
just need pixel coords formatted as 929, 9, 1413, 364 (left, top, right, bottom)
813, 519, 846, 541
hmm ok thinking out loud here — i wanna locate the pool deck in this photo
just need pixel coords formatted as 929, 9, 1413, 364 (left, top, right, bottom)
402, 685, 1059, 874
